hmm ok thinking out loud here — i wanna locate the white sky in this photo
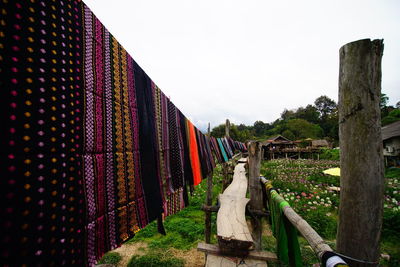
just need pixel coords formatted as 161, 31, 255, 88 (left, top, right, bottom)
84, 0, 400, 131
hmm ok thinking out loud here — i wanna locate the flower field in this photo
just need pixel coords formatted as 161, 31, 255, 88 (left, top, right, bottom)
261, 159, 400, 265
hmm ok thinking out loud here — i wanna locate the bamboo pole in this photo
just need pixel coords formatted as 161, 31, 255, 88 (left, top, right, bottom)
260, 177, 333, 259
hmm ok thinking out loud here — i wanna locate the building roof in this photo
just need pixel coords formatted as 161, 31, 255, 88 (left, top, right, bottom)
312, 139, 329, 147
262, 135, 294, 146
267, 135, 291, 142
382, 120, 400, 141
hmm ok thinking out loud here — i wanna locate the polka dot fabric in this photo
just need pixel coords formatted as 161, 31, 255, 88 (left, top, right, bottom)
1, 0, 246, 266
0, 0, 85, 266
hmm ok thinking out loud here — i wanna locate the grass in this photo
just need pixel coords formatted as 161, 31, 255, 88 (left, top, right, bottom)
127, 250, 184, 267
121, 165, 225, 265
101, 159, 400, 266
97, 252, 122, 265
127, 165, 224, 250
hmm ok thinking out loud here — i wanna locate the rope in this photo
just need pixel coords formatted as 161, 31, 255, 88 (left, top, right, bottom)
333, 252, 379, 265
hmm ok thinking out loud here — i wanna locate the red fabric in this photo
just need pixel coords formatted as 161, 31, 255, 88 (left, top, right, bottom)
187, 120, 202, 186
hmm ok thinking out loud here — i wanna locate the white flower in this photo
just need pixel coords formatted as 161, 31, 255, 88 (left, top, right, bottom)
316, 196, 320, 199
308, 202, 312, 205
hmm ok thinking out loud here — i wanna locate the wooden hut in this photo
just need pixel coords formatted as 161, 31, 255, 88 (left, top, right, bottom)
382, 120, 400, 167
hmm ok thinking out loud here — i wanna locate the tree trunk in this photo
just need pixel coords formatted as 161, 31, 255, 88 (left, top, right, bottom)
337, 39, 384, 266
248, 142, 263, 251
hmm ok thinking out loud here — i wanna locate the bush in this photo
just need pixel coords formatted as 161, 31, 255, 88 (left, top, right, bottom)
382, 209, 400, 243
127, 252, 184, 267
97, 252, 122, 265
319, 148, 340, 161
385, 168, 400, 179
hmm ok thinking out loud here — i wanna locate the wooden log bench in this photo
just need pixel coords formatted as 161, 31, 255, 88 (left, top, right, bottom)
217, 158, 253, 255
198, 158, 277, 266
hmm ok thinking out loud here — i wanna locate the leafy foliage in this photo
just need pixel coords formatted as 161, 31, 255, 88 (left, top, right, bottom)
211, 95, 339, 142
382, 109, 400, 126
319, 148, 340, 161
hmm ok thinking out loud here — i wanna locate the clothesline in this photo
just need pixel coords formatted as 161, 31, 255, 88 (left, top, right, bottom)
1, 1, 247, 266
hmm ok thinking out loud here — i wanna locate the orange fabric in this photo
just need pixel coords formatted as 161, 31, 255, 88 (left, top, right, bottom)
186, 120, 202, 186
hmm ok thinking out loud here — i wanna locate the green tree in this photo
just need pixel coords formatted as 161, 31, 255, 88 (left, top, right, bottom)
210, 124, 225, 138
382, 109, 400, 126
253, 120, 271, 137
295, 104, 320, 124
281, 129, 295, 141
281, 109, 296, 120
314, 95, 337, 120
286, 119, 323, 139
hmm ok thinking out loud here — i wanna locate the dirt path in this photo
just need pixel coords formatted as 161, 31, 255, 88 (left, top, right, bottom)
111, 242, 204, 267
112, 242, 148, 267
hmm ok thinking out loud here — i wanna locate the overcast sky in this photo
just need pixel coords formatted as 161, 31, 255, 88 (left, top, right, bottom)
84, 0, 399, 131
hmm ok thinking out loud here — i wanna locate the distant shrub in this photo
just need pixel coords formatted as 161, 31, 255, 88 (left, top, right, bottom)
319, 148, 340, 161
385, 168, 400, 179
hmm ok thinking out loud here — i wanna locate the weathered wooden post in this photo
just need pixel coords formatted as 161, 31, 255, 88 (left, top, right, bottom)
248, 141, 263, 250
337, 39, 384, 266
225, 119, 230, 138
205, 123, 213, 244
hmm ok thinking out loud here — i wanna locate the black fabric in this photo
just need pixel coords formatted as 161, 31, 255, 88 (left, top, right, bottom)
0, 1, 86, 265
178, 111, 194, 187
133, 61, 163, 222
167, 100, 184, 190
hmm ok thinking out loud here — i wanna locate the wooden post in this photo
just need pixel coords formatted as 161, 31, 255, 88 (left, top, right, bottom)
225, 119, 230, 138
248, 141, 263, 250
337, 39, 384, 266
205, 123, 213, 244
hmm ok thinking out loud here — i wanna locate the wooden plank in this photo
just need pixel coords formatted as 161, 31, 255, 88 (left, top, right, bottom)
206, 254, 268, 267
198, 243, 277, 262
217, 161, 254, 254
222, 162, 247, 197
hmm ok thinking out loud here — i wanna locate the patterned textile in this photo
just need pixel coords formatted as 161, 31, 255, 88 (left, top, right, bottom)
1, 1, 86, 266
0, 1, 246, 266
217, 138, 229, 162
210, 137, 223, 163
